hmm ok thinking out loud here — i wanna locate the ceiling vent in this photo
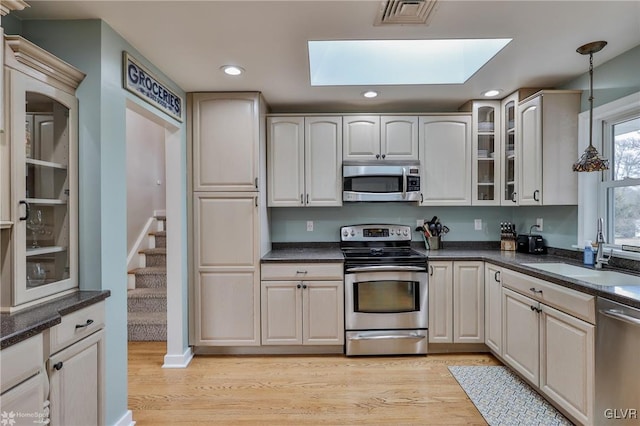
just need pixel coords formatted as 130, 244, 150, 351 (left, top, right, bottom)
374, 0, 439, 26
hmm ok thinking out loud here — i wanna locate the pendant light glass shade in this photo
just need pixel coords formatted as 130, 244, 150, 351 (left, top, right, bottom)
572, 40, 609, 173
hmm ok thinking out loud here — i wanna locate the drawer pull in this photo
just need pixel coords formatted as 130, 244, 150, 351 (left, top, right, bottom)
75, 319, 94, 329
529, 287, 543, 294
530, 305, 542, 313
296, 270, 308, 275
53, 362, 63, 371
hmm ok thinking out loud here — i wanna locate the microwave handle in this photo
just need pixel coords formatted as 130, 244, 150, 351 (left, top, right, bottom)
402, 167, 407, 199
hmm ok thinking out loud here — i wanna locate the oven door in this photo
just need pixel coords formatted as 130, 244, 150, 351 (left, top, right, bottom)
344, 266, 428, 330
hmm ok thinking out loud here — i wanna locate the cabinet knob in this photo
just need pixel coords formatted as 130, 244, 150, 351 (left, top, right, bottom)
75, 319, 94, 329
302, 284, 307, 289
53, 362, 63, 371
529, 287, 543, 295
297, 284, 301, 289
381, 154, 386, 159
375, 154, 380, 159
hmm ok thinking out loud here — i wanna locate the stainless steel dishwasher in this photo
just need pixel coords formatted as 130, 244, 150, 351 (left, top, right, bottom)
595, 297, 640, 425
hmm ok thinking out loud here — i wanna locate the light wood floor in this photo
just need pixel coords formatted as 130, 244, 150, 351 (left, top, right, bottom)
128, 342, 500, 425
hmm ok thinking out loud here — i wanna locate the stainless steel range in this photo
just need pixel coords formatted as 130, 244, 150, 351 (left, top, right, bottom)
341, 224, 428, 356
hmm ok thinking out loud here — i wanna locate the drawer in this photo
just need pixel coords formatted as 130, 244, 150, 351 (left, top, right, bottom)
0, 334, 43, 394
502, 269, 595, 323
49, 301, 105, 354
261, 263, 343, 281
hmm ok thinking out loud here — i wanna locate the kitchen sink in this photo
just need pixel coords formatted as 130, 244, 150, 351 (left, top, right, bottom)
521, 262, 640, 287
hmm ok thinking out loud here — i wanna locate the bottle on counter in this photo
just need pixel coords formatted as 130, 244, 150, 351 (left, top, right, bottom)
584, 240, 595, 266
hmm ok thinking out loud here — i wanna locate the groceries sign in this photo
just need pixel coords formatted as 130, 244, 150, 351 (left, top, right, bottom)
123, 52, 183, 122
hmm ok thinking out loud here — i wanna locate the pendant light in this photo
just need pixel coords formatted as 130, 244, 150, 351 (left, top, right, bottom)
572, 40, 609, 172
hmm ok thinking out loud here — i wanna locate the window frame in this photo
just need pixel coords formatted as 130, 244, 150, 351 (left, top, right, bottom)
577, 91, 640, 260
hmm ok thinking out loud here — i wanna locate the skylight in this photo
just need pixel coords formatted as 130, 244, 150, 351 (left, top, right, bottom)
308, 39, 512, 86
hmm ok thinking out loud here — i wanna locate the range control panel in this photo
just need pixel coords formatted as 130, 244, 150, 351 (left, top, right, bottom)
340, 224, 412, 242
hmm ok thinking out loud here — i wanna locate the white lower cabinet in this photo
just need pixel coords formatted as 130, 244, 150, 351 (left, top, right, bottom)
47, 301, 105, 426
428, 261, 484, 344
484, 264, 502, 355
501, 271, 595, 425
261, 263, 344, 346
0, 334, 48, 426
48, 329, 104, 426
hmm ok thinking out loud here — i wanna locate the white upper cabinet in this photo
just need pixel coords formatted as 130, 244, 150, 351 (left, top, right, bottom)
268, 116, 342, 207
2, 36, 84, 311
419, 115, 472, 206
380, 116, 419, 160
518, 90, 580, 206
191, 92, 261, 192
343, 115, 418, 161
466, 101, 502, 205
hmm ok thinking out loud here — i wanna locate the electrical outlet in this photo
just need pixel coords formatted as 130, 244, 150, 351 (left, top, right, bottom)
306, 221, 314, 232
416, 219, 424, 228
536, 218, 543, 232
474, 219, 482, 231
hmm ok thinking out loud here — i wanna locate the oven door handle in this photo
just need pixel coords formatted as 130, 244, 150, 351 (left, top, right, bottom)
347, 332, 426, 341
346, 265, 426, 273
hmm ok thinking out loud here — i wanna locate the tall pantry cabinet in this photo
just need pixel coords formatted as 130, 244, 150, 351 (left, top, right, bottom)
189, 92, 270, 347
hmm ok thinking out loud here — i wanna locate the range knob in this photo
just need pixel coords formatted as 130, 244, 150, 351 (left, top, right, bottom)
342, 230, 349, 237
350, 230, 356, 237
402, 229, 409, 236
389, 229, 395, 236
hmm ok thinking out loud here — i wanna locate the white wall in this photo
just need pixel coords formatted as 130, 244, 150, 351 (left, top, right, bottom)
126, 108, 166, 252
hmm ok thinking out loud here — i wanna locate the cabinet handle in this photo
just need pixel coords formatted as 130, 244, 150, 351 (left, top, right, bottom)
420, 193, 424, 203
530, 305, 542, 313
19, 200, 30, 221
255, 178, 258, 189
306, 194, 309, 204
302, 284, 307, 289
300, 194, 304, 205
494, 271, 501, 282
529, 287, 543, 295
381, 154, 386, 159
75, 319, 94, 329
255, 196, 258, 207
511, 192, 517, 203
533, 190, 540, 202
297, 284, 301, 289
429, 265, 434, 276
53, 362, 63, 371
375, 154, 380, 159
296, 270, 308, 275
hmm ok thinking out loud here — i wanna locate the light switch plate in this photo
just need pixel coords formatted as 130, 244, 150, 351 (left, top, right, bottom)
306, 221, 314, 232
474, 219, 482, 231
536, 218, 543, 231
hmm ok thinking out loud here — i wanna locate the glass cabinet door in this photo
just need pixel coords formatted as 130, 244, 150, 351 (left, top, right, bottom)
472, 101, 501, 205
12, 71, 78, 306
501, 95, 518, 205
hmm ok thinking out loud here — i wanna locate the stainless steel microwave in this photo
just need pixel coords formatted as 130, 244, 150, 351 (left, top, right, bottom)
343, 161, 421, 202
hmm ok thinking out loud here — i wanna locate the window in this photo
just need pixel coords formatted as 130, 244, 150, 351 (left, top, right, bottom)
602, 116, 640, 248
577, 91, 640, 258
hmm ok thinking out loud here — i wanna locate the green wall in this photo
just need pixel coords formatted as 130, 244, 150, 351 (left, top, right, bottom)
16, 20, 188, 426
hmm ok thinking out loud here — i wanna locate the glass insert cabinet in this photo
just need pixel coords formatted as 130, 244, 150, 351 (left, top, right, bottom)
1, 35, 84, 311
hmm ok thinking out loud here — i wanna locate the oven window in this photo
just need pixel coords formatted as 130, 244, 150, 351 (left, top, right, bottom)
344, 176, 402, 193
354, 280, 419, 313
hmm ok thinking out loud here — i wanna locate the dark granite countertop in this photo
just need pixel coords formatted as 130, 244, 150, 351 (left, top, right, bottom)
1, 290, 111, 349
262, 242, 640, 308
262, 243, 344, 263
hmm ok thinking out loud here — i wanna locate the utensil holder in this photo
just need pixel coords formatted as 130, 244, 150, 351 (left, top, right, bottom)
422, 234, 441, 250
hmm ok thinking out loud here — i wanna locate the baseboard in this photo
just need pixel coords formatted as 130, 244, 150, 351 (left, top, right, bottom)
162, 346, 194, 368
113, 410, 135, 426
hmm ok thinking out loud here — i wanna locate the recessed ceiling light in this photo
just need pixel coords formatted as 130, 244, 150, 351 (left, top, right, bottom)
221, 65, 244, 76
483, 89, 501, 97
363, 91, 378, 98
308, 38, 512, 86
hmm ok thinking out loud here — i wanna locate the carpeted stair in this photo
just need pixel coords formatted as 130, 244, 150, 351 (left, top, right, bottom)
127, 216, 167, 341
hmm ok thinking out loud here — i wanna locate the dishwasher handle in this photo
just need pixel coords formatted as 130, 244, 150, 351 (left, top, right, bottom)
600, 308, 640, 326
346, 265, 426, 273
347, 332, 426, 341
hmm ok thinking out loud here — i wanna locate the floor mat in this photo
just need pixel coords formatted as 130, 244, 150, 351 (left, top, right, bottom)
448, 365, 573, 426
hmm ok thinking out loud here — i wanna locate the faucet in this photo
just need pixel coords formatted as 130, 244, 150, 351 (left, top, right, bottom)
595, 217, 611, 269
